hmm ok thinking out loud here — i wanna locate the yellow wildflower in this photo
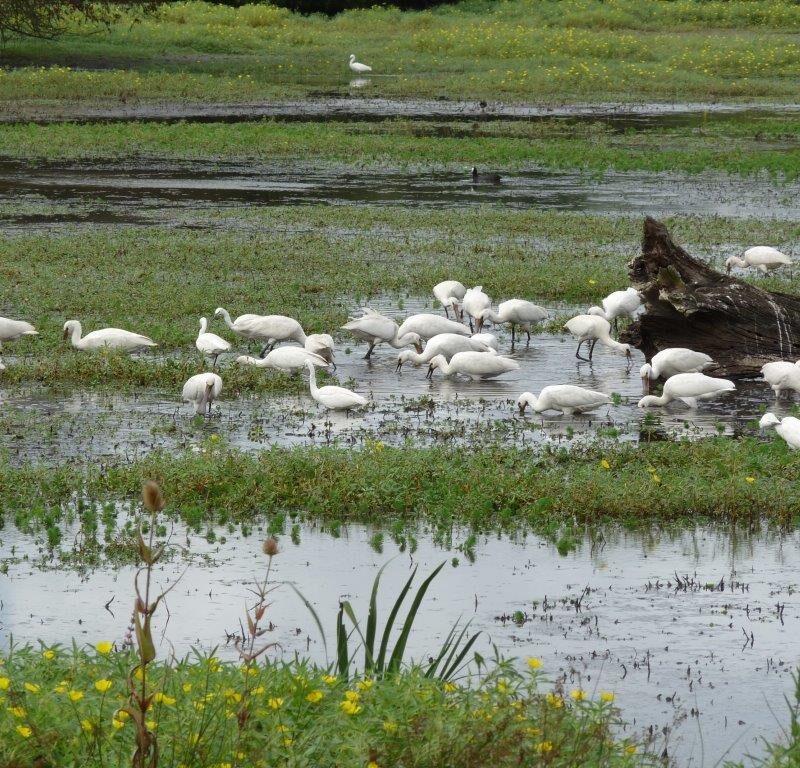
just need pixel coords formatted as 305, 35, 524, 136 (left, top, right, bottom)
24, 683, 40, 694
42, 650, 56, 661
383, 720, 398, 733
444, 682, 457, 693
95, 680, 113, 694
536, 741, 554, 754
570, 689, 587, 702
344, 690, 360, 702
95, 641, 113, 655
16, 725, 32, 738
81, 719, 94, 733
268, 697, 283, 710
625, 744, 637, 755
526, 726, 542, 737
496, 680, 510, 694
600, 691, 615, 703
356, 679, 373, 691
54, 683, 67, 694
368, 763, 380, 768
146, 720, 157, 730
251, 686, 265, 695
112, 718, 125, 730
600, 459, 610, 470
68, 690, 84, 702
115, 709, 129, 721
153, 692, 176, 705
306, 690, 323, 703
9, 706, 26, 718
340, 699, 362, 715
322, 674, 337, 685
283, 738, 294, 747
182, 683, 193, 693
545, 692, 563, 708
0, 677, 9, 690
746, 476, 755, 483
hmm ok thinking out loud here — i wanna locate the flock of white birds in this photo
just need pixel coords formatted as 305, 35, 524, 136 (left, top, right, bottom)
0, 246, 796, 448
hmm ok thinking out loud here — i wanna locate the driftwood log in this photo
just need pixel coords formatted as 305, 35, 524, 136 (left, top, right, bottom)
621, 217, 799, 377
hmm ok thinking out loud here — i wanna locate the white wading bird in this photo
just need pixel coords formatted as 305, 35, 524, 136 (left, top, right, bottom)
426, 351, 519, 381
760, 412, 800, 449
196, 317, 231, 368
214, 307, 334, 362
761, 360, 800, 399
477, 299, 547, 349
63, 320, 157, 353
305, 359, 367, 411
637, 372, 735, 408
236, 348, 328, 373
470, 332, 499, 350
182, 372, 222, 416
341, 308, 422, 359
726, 246, 792, 274
348, 54, 372, 74
0, 317, 38, 349
587, 287, 642, 331
395, 333, 494, 371
517, 386, 611, 416
433, 280, 467, 320
640, 348, 714, 392
397, 313, 470, 340
462, 286, 492, 332
564, 315, 630, 362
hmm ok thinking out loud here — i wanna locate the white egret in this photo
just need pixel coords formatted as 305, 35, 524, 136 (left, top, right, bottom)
0, 317, 38, 349
395, 333, 494, 371
564, 315, 631, 362
640, 348, 713, 383
760, 412, 800, 449
761, 360, 800, 398
341, 308, 422, 359
236, 348, 328, 372
182, 372, 222, 416
637, 372, 735, 408
63, 320, 157, 353
517, 386, 611, 416
196, 317, 231, 367
726, 246, 792, 274
397, 313, 470, 340
426, 351, 519, 380
476, 299, 547, 348
433, 280, 466, 320
305, 359, 367, 411
587, 288, 642, 331
348, 54, 372, 74
462, 286, 492, 332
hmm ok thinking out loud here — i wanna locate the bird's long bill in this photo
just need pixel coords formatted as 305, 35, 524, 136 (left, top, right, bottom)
414, 340, 424, 353
641, 375, 650, 394
62, 328, 69, 340
518, 402, 527, 415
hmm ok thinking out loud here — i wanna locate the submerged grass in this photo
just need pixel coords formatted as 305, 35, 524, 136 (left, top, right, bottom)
1, 115, 799, 177
1, 0, 799, 107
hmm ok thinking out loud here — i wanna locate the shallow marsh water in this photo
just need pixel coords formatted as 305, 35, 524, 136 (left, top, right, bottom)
1, 158, 798, 232
2, 517, 799, 766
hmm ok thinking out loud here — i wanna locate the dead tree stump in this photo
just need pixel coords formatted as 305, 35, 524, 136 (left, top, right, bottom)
621, 217, 799, 377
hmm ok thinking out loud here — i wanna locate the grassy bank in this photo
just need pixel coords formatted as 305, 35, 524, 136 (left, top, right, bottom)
1, 0, 799, 107
3, 439, 799, 549
0, 645, 642, 767
1, 116, 799, 177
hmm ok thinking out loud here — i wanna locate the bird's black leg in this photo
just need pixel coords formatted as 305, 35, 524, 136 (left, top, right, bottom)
212, 354, 218, 369
575, 340, 589, 361
588, 339, 598, 361
468, 317, 474, 333
443, 305, 450, 319
363, 342, 375, 360
510, 324, 516, 352
526, 329, 531, 346
260, 344, 270, 358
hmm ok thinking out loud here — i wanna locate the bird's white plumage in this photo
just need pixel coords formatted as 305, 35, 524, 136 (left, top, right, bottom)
433, 280, 467, 319
587, 288, 642, 322
518, 385, 611, 415
63, 320, 157, 352
397, 313, 470, 340
427, 350, 519, 380
341, 308, 422, 356
236, 348, 328, 372
305, 333, 335, 364
726, 246, 792, 274
761, 360, 800, 398
182, 372, 223, 415
0, 317, 38, 348
564, 314, 630, 358
348, 54, 372, 73
638, 372, 735, 408
462, 286, 492, 329
640, 348, 714, 380
395, 333, 493, 370
215, 307, 305, 346
196, 317, 231, 358
306, 360, 367, 410
760, 412, 800, 449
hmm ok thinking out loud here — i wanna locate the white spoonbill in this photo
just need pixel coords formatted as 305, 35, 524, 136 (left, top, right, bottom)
63, 320, 157, 353
477, 299, 547, 348
433, 280, 467, 320
196, 317, 231, 367
305, 333, 336, 367
182, 372, 222, 416
640, 348, 714, 388
341, 308, 422, 359
726, 246, 792, 274
761, 360, 800, 398
564, 315, 630, 362
395, 333, 494, 371
760, 413, 800, 449
214, 308, 309, 355
305, 360, 368, 411
470, 332, 499, 350
236, 348, 328, 372
517, 386, 610, 416
426, 351, 519, 381
397, 313, 470, 340
462, 286, 491, 332
587, 288, 642, 331
348, 54, 372, 74
637, 372, 735, 408
0, 317, 37, 349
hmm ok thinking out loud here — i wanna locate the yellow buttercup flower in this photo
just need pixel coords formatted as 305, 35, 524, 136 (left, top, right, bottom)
536, 741, 554, 754
600, 691, 615, 703
306, 690, 323, 703
182, 683, 193, 693
383, 720, 398, 733
625, 744, 637, 755
81, 719, 94, 733
0, 677, 9, 690
356, 679, 373, 691
545, 692, 563, 708
24, 683, 40, 694
344, 690, 360, 702
283, 738, 294, 747
570, 689, 587, 702
9, 706, 26, 718
527, 657, 543, 670
600, 459, 610, 470
268, 697, 284, 710
746, 476, 755, 483
16, 725, 32, 738
368, 762, 380, 768
115, 709, 130, 721
112, 718, 125, 730
42, 650, 56, 661
54, 683, 67, 694
444, 682, 457, 693
68, 690, 84, 702
322, 675, 337, 685
276, 724, 290, 733
146, 720, 157, 730
251, 686, 265, 695
340, 699, 362, 715
496, 680, 510, 694
153, 692, 175, 705
95, 641, 113, 655
95, 680, 113, 694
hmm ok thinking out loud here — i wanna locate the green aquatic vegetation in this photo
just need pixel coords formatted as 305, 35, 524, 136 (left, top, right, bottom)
1, 0, 799, 108
1, 115, 799, 178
